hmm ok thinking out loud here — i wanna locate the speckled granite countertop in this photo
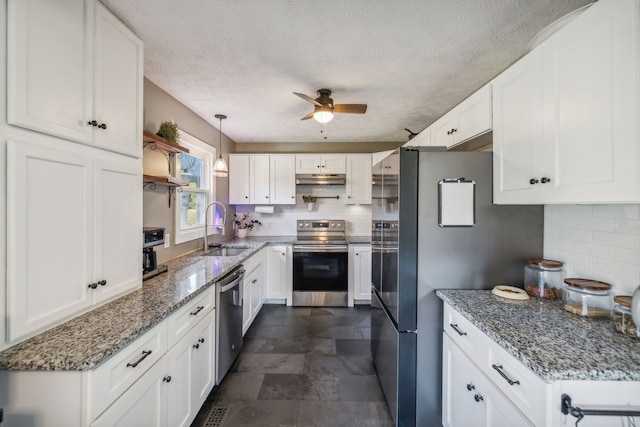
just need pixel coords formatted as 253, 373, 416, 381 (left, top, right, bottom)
0, 237, 295, 371
437, 290, 640, 381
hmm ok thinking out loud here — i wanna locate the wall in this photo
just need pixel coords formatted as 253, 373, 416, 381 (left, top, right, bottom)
143, 79, 236, 262
236, 141, 402, 153
235, 184, 371, 236
544, 204, 640, 296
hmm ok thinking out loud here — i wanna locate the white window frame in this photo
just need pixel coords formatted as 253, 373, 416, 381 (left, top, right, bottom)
173, 130, 216, 245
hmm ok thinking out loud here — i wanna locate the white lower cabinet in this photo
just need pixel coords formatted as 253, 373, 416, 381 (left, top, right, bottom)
91, 356, 168, 427
349, 244, 372, 304
242, 249, 265, 335
443, 334, 532, 427
265, 245, 291, 304
0, 289, 216, 427
443, 303, 640, 427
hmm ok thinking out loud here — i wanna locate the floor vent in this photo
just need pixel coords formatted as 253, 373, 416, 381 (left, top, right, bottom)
203, 406, 229, 427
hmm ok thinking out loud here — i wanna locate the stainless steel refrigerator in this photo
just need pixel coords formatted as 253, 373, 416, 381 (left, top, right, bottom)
370, 147, 543, 426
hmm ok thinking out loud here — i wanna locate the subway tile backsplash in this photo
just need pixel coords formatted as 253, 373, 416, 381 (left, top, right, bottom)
544, 204, 640, 295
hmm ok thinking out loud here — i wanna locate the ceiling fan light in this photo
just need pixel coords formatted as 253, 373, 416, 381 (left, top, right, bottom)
213, 155, 228, 177
313, 106, 334, 123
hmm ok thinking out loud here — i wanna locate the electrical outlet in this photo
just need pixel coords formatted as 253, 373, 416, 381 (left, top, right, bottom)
267, 222, 273, 230
164, 233, 170, 248
347, 221, 354, 230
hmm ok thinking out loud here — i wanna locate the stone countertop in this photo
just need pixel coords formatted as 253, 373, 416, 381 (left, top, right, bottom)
437, 290, 640, 381
0, 237, 295, 371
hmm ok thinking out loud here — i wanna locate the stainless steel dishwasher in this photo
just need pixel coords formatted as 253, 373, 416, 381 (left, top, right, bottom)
215, 265, 245, 384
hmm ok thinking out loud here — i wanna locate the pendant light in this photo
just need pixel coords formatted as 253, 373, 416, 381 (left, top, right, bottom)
213, 114, 228, 177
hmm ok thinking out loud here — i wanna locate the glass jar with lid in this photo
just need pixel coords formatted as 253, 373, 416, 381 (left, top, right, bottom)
612, 296, 638, 338
563, 278, 612, 317
524, 258, 564, 299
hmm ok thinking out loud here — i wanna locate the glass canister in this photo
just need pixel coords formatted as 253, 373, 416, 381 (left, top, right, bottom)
524, 258, 564, 299
563, 278, 612, 317
612, 296, 638, 338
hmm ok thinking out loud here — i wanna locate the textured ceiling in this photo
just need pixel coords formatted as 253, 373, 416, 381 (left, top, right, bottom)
101, 0, 594, 144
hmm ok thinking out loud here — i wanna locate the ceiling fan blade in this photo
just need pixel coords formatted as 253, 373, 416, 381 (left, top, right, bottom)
334, 104, 367, 114
300, 111, 315, 120
293, 92, 322, 107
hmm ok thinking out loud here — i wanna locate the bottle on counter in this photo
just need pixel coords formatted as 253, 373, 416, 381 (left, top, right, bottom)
612, 295, 638, 339
524, 258, 564, 299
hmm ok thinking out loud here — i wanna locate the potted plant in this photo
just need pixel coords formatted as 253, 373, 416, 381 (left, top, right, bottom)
234, 213, 262, 238
302, 195, 316, 211
156, 120, 179, 144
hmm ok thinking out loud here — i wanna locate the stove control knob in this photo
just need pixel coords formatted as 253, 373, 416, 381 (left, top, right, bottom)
305, 223, 310, 227
299, 222, 304, 227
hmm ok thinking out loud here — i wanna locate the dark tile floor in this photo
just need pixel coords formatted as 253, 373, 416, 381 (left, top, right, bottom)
192, 304, 394, 427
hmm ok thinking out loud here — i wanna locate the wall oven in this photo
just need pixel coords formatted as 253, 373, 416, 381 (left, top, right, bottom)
292, 220, 349, 307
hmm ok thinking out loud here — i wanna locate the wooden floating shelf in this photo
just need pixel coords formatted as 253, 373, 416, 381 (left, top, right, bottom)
143, 130, 190, 154
143, 174, 185, 187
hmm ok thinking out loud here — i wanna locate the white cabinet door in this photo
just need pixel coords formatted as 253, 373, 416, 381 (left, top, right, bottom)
492, 49, 548, 204
431, 85, 492, 149
541, 0, 639, 203
228, 154, 250, 204
265, 245, 289, 300
92, 3, 143, 157
242, 270, 254, 336
249, 155, 270, 204
8, 0, 93, 144
493, 0, 640, 204
321, 154, 346, 173
431, 112, 456, 148
93, 158, 142, 304
166, 333, 193, 427
7, 140, 94, 342
250, 265, 263, 319
443, 335, 532, 427
453, 84, 492, 145
351, 245, 372, 301
91, 356, 168, 427
296, 154, 346, 173
345, 154, 372, 204
269, 154, 296, 204
8, 0, 143, 158
190, 311, 215, 416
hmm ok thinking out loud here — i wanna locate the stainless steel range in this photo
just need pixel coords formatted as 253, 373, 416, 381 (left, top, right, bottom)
292, 219, 349, 307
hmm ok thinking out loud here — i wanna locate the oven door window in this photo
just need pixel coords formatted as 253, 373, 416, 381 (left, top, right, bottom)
293, 252, 348, 292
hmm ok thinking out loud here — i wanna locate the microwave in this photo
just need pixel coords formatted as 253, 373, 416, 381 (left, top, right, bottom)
143, 227, 165, 248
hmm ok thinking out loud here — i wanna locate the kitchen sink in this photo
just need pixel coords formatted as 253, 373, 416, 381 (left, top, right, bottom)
203, 246, 250, 256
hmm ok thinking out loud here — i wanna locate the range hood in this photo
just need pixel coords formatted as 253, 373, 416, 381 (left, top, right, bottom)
295, 173, 346, 185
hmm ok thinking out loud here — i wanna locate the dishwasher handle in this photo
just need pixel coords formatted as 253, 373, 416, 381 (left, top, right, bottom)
218, 266, 245, 293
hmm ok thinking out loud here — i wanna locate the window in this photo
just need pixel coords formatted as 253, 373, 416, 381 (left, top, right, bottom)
173, 131, 217, 245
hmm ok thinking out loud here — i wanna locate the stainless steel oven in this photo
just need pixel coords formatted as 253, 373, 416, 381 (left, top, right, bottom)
292, 220, 349, 307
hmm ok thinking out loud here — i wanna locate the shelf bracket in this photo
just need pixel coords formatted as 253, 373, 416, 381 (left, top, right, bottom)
143, 181, 182, 208
143, 142, 182, 176
561, 394, 640, 426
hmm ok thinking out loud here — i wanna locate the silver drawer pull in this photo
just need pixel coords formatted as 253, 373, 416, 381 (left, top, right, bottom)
492, 364, 520, 385
449, 323, 467, 336
126, 350, 152, 368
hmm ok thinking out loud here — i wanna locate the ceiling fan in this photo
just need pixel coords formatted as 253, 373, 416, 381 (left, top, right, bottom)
293, 89, 367, 123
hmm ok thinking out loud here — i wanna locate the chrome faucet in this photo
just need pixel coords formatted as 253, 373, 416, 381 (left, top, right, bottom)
204, 201, 226, 252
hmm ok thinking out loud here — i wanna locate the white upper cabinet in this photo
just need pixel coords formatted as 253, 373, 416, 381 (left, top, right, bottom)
493, 0, 640, 204
229, 154, 296, 205
431, 84, 492, 148
8, 0, 143, 158
296, 154, 346, 174
228, 154, 250, 204
6, 138, 142, 343
345, 154, 372, 204
269, 155, 296, 204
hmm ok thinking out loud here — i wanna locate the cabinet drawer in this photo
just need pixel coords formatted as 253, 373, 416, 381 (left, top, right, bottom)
443, 304, 484, 364
167, 287, 214, 348
89, 320, 167, 420
484, 339, 550, 427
